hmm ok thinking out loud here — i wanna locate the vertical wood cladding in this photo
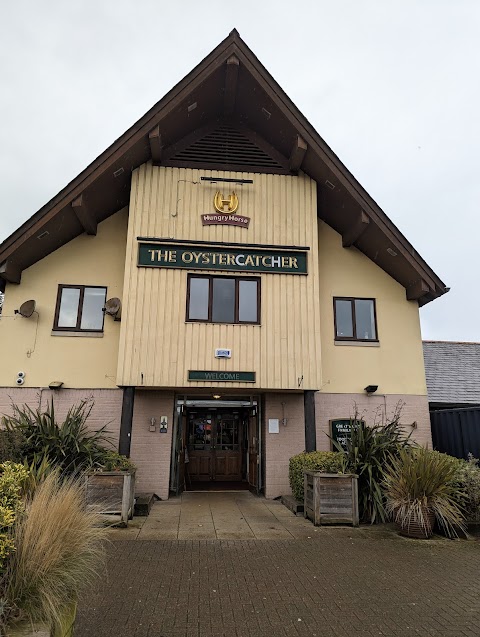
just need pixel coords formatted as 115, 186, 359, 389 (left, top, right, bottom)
117, 165, 321, 390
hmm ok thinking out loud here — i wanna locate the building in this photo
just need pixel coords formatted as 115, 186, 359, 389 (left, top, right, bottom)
423, 341, 480, 410
423, 341, 480, 460
0, 31, 448, 500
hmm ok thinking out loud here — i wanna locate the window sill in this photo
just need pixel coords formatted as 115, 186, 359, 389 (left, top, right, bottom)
334, 340, 379, 347
185, 321, 261, 326
51, 330, 104, 338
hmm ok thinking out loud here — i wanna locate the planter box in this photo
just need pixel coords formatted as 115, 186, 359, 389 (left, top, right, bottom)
85, 470, 136, 526
304, 471, 359, 526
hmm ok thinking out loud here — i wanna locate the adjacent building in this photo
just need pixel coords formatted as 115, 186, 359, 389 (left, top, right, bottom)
0, 31, 448, 499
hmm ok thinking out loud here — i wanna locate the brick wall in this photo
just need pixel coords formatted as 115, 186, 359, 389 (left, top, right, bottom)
263, 393, 305, 499
130, 390, 175, 500
0, 388, 122, 445
315, 393, 432, 449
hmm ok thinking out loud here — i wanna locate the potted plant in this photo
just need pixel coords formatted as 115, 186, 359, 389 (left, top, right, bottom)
2, 470, 107, 636
85, 451, 136, 526
383, 447, 466, 539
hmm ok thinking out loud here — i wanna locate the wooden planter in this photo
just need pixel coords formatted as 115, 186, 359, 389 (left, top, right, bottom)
85, 470, 136, 526
304, 471, 359, 526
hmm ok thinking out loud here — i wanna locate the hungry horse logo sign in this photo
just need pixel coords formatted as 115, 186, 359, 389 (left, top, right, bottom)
202, 191, 250, 228
213, 191, 239, 214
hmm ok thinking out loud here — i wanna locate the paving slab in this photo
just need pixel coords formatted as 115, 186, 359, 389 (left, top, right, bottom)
87, 492, 480, 637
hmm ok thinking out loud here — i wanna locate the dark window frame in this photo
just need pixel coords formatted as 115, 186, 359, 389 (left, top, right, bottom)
186, 274, 261, 325
53, 284, 107, 332
333, 297, 378, 342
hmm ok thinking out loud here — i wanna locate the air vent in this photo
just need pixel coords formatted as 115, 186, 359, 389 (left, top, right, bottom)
169, 126, 285, 170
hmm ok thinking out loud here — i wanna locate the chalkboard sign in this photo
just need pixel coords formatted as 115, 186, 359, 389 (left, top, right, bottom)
330, 419, 364, 452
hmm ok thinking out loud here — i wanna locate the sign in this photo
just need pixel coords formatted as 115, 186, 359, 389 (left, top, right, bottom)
201, 213, 250, 228
268, 418, 280, 434
188, 370, 256, 382
330, 419, 364, 452
138, 243, 308, 275
215, 348, 232, 358
201, 190, 251, 228
214, 191, 239, 213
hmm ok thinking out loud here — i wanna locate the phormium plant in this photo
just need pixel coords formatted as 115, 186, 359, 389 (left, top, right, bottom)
2, 400, 114, 474
333, 405, 412, 524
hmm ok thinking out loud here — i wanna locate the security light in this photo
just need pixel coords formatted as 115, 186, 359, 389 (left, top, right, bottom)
364, 385, 378, 394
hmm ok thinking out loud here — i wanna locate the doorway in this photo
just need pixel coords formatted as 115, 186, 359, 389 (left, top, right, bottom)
171, 396, 260, 494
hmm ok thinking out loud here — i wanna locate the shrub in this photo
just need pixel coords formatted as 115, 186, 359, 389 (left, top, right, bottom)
383, 447, 466, 538
97, 450, 135, 472
0, 430, 26, 463
0, 462, 29, 572
289, 451, 344, 501
337, 412, 412, 524
2, 400, 114, 474
1, 472, 107, 632
451, 455, 480, 523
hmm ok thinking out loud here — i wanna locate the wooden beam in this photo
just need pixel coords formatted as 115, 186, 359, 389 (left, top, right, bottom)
149, 125, 163, 165
342, 211, 370, 248
407, 279, 430, 301
0, 259, 21, 284
304, 391, 317, 452
289, 135, 307, 173
224, 55, 240, 116
71, 194, 97, 235
119, 387, 135, 457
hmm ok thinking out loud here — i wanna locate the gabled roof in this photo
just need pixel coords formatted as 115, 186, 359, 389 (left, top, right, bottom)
423, 341, 480, 405
0, 30, 448, 305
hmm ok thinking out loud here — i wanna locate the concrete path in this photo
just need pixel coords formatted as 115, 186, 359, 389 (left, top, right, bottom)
110, 492, 316, 540
76, 493, 480, 637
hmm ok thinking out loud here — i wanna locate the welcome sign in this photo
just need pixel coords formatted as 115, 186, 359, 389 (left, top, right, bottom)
138, 242, 308, 275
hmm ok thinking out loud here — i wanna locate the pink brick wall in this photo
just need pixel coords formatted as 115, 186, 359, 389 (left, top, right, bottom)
130, 390, 175, 500
263, 393, 305, 499
0, 388, 122, 446
315, 393, 432, 449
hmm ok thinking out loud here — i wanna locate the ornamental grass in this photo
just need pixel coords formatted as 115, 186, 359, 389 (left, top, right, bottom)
383, 446, 466, 538
1, 471, 107, 633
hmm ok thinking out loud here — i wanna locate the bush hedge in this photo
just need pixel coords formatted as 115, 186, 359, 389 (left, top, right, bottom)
289, 451, 344, 502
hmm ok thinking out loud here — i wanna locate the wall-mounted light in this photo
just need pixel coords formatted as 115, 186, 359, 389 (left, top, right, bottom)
49, 381, 64, 390
213, 394, 222, 400
364, 385, 378, 395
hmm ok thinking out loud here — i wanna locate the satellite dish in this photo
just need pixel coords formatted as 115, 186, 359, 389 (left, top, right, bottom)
103, 297, 121, 318
18, 300, 36, 318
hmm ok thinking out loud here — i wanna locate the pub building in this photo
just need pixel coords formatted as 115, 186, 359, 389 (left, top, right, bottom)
0, 31, 447, 500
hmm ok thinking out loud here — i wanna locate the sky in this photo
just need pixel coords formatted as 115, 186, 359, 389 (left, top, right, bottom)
1, 1, 479, 341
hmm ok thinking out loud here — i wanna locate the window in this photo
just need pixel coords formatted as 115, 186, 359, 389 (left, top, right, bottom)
54, 285, 107, 332
187, 275, 260, 324
333, 297, 377, 341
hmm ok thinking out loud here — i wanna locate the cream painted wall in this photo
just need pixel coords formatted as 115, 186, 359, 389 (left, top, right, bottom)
117, 165, 322, 390
318, 221, 428, 396
0, 209, 128, 389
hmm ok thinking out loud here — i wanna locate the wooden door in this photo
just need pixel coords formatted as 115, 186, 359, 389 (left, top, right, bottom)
213, 414, 242, 481
248, 408, 259, 491
187, 414, 214, 482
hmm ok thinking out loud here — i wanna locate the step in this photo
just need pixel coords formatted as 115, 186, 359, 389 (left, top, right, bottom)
134, 493, 157, 516
281, 494, 304, 516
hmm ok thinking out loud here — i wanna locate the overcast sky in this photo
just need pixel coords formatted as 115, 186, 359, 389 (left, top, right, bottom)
1, 1, 479, 341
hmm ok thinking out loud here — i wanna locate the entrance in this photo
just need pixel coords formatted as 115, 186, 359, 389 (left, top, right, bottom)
171, 396, 260, 494
187, 410, 243, 482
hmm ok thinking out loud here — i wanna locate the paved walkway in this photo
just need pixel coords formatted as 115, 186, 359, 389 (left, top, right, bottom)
76, 492, 480, 637
109, 492, 317, 540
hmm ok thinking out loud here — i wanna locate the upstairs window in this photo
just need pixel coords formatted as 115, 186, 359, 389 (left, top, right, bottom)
334, 297, 377, 341
54, 285, 107, 332
187, 275, 260, 324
